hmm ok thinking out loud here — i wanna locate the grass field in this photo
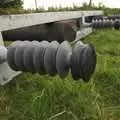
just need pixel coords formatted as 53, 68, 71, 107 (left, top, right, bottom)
0, 29, 120, 120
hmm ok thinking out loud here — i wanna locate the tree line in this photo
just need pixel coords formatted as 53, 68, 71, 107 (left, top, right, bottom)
0, 0, 120, 16
0, 0, 23, 8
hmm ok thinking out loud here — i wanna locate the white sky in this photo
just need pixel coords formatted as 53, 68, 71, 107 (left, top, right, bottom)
23, 0, 120, 9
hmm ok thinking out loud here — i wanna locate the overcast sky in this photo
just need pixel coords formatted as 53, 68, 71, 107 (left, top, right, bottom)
23, 0, 120, 9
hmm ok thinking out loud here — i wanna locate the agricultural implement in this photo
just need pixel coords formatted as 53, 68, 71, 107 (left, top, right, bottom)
0, 10, 103, 85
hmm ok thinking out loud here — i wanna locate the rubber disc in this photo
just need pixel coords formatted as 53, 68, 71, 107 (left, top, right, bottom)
97, 21, 100, 28
56, 41, 72, 79
44, 41, 59, 76
23, 42, 39, 73
92, 22, 95, 29
71, 41, 86, 80
33, 41, 49, 74
96, 21, 99, 29
32, 40, 40, 45
14, 41, 30, 72
81, 43, 96, 82
99, 21, 102, 28
41, 41, 49, 46
7, 41, 22, 71
114, 21, 120, 30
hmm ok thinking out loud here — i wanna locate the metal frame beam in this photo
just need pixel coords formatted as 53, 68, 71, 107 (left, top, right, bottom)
0, 11, 103, 31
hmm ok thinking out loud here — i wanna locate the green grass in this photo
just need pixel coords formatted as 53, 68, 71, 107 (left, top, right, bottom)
84, 29, 120, 56
0, 29, 120, 120
85, 29, 120, 120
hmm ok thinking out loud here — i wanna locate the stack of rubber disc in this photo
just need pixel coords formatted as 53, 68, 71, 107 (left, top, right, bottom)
92, 19, 115, 29
71, 42, 96, 81
7, 40, 96, 82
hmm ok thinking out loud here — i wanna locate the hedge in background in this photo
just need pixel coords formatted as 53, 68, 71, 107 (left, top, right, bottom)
0, 0, 23, 8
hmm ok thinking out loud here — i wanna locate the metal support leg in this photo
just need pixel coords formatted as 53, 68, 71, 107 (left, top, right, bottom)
0, 32, 4, 46
0, 31, 21, 86
82, 16, 86, 25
